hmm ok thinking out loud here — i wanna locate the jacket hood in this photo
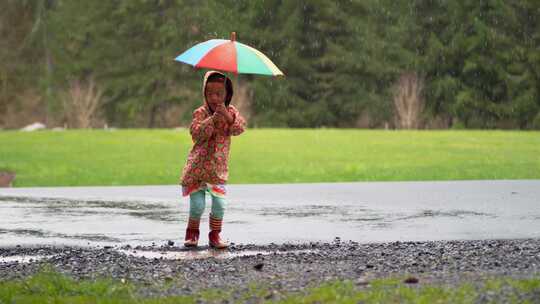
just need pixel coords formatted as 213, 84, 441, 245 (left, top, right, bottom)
203, 71, 234, 112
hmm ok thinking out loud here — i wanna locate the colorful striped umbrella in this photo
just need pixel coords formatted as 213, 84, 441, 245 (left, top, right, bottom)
174, 32, 284, 76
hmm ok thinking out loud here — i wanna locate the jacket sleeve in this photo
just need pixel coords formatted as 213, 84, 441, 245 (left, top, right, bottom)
228, 106, 246, 136
190, 108, 215, 142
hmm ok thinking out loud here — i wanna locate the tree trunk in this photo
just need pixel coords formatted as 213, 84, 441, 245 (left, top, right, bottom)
393, 72, 425, 129
233, 77, 253, 122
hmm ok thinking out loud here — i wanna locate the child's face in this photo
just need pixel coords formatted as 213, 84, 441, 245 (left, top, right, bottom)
205, 82, 226, 111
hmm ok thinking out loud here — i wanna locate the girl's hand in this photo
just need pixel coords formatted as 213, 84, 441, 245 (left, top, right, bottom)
214, 103, 226, 115
215, 104, 234, 124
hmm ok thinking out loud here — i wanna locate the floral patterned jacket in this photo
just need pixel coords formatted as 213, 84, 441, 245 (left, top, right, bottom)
180, 71, 246, 197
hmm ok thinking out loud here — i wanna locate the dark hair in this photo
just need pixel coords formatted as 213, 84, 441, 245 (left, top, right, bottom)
207, 73, 226, 84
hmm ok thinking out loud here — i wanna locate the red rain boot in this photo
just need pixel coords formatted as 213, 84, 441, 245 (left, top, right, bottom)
208, 215, 228, 249
184, 217, 200, 248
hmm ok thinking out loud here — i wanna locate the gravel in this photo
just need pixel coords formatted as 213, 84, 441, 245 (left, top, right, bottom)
1, 238, 540, 298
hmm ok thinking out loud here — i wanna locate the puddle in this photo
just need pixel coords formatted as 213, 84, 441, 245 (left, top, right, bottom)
0, 254, 54, 264
0, 195, 182, 227
397, 209, 496, 221
127, 210, 179, 222
119, 248, 318, 260
259, 205, 357, 218
1, 181, 540, 246
0, 228, 121, 243
0, 196, 170, 211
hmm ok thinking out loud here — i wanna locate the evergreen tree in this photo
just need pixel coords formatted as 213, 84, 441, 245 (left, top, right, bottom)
48, 0, 211, 127
0, 0, 54, 126
415, 0, 540, 129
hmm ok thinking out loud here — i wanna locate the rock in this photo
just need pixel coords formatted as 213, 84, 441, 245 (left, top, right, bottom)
167, 240, 175, 246
355, 278, 370, 286
20, 122, 46, 132
404, 276, 419, 284
253, 263, 264, 271
264, 291, 277, 300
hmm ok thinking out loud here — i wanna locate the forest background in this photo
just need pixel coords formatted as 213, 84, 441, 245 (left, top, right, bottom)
1, 0, 539, 130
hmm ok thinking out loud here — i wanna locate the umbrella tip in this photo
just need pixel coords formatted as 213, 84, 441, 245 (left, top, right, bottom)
230, 32, 236, 41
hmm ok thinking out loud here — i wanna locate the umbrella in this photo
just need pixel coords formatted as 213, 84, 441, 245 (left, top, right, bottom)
174, 32, 283, 76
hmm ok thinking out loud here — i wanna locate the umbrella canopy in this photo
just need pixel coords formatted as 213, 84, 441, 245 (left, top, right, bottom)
174, 32, 283, 76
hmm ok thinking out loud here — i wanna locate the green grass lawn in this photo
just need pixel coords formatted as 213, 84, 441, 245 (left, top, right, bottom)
1, 269, 539, 303
0, 129, 539, 187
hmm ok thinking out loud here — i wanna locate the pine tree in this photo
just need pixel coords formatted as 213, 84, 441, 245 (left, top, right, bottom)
48, 0, 212, 127
415, 0, 540, 129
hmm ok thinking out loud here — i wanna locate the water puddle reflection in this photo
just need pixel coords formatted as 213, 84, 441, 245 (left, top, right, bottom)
1, 181, 539, 245
119, 248, 317, 260
397, 209, 496, 220
0, 228, 121, 243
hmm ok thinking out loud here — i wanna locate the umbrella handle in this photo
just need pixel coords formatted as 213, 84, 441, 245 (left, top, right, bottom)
230, 32, 236, 42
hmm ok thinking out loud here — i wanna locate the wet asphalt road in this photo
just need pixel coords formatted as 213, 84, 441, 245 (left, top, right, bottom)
0, 180, 539, 247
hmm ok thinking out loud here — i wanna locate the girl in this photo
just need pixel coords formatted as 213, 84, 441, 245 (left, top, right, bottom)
180, 71, 246, 249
